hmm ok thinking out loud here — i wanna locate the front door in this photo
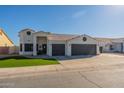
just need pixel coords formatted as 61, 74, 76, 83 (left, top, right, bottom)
42, 44, 47, 54
99, 47, 103, 53
37, 44, 47, 55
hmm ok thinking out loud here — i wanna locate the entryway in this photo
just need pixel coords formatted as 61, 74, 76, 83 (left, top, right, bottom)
37, 44, 47, 55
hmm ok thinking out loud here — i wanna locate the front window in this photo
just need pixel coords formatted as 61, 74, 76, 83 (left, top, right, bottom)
82, 37, 87, 42
27, 31, 31, 35
24, 44, 33, 52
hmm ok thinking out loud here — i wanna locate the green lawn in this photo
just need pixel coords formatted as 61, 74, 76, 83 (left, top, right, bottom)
0, 56, 59, 68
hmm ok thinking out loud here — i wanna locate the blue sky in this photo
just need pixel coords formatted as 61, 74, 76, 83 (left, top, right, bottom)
0, 5, 124, 45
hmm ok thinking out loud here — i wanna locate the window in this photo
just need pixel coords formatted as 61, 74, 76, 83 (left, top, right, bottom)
110, 45, 113, 50
20, 44, 22, 51
27, 31, 31, 35
24, 44, 33, 52
82, 37, 87, 42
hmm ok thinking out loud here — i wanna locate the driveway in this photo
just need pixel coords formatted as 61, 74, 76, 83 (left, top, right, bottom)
59, 53, 124, 70
0, 53, 124, 87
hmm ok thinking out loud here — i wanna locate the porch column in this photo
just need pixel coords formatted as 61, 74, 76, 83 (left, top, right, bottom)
33, 36, 37, 56
96, 45, 100, 54
19, 43, 25, 55
22, 43, 25, 54
66, 42, 71, 56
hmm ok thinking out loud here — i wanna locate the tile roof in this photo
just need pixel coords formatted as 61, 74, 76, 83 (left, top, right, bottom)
95, 37, 124, 42
47, 34, 78, 41
94, 37, 113, 42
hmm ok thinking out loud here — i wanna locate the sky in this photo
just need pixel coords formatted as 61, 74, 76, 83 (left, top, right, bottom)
0, 5, 124, 45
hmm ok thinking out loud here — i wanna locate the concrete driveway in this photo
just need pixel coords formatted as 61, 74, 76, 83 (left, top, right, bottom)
59, 53, 124, 70
0, 53, 124, 88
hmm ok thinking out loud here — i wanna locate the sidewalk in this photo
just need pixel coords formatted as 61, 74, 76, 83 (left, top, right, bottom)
0, 64, 67, 78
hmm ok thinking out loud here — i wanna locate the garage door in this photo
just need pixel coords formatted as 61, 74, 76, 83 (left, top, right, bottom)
52, 44, 65, 56
71, 44, 96, 55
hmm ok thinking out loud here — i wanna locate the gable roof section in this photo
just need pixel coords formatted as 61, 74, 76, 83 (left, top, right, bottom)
34, 31, 51, 34
47, 34, 98, 41
94, 37, 124, 43
19, 28, 35, 33
95, 37, 113, 42
67, 34, 98, 42
0, 29, 14, 45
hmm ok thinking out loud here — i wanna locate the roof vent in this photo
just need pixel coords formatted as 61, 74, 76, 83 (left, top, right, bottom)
82, 37, 87, 41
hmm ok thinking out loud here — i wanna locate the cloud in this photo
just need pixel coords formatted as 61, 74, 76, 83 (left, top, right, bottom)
72, 10, 86, 19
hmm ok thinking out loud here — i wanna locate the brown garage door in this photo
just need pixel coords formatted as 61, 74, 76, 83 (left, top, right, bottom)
52, 44, 65, 56
0, 47, 9, 54
71, 44, 96, 55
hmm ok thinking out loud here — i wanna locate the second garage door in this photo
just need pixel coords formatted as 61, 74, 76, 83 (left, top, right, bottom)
52, 44, 65, 56
71, 44, 96, 55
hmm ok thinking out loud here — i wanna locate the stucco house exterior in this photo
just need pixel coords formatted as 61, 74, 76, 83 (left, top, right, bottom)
96, 38, 124, 53
19, 28, 124, 56
0, 29, 19, 54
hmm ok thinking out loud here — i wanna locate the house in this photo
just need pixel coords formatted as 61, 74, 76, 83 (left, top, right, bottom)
19, 29, 100, 56
0, 29, 19, 54
96, 38, 124, 53
19, 28, 124, 56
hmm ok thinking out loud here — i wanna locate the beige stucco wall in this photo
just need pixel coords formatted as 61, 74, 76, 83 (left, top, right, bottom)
112, 43, 122, 52
0, 29, 18, 54
19, 29, 35, 55
19, 30, 34, 44
37, 37, 47, 44
98, 41, 111, 52
112, 39, 124, 52
9, 46, 19, 54
0, 29, 14, 46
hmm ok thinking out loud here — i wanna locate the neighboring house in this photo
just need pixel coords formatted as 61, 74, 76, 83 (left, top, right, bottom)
0, 29, 19, 54
19, 29, 124, 56
96, 38, 124, 53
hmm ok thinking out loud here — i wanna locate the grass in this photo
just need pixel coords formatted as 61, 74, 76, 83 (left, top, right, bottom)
0, 56, 59, 68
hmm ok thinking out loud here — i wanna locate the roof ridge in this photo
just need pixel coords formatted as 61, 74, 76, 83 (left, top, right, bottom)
51, 33, 79, 36
19, 28, 35, 33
